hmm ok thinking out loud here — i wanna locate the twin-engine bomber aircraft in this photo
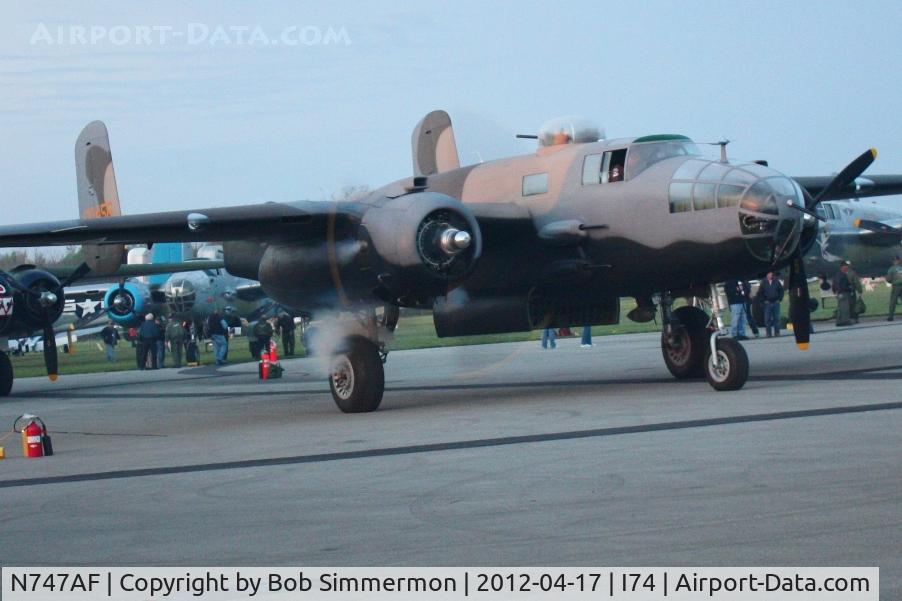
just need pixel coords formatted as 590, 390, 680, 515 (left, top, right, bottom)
1, 111, 901, 411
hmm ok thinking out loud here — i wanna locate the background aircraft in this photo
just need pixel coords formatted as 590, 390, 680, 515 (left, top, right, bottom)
804, 198, 902, 278
0, 122, 222, 387
2, 111, 902, 411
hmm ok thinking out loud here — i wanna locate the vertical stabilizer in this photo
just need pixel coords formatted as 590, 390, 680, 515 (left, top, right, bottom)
75, 121, 124, 274
411, 110, 460, 177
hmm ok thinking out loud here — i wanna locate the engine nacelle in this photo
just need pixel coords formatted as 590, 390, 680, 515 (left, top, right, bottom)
258, 192, 482, 310
104, 281, 152, 325
0, 268, 65, 336
359, 192, 482, 302
223, 241, 267, 280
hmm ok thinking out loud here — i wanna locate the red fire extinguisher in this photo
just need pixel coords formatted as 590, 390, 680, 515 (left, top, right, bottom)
14, 414, 53, 458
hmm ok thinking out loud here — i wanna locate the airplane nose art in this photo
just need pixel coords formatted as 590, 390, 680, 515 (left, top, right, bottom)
738, 175, 806, 264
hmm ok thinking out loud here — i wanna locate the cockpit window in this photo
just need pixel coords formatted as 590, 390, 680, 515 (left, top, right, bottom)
626, 139, 701, 179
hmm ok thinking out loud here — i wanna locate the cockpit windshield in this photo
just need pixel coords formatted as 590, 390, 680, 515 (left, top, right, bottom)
626, 136, 701, 179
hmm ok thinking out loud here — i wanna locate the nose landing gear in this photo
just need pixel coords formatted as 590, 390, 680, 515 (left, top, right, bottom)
659, 286, 749, 391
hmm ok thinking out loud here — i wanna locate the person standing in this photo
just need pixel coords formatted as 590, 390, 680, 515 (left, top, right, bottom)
757, 272, 784, 337
278, 312, 296, 356
743, 284, 760, 338
100, 320, 119, 362
832, 262, 854, 326
541, 327, 556, 349
725, 279, 749, 340
253, 318, 274, 358
849, 265, 863, 324
887, 256, 902, 321
580, 323, 593, 347
165, 318, 186, 368
207, 311, 229, 365
137, 313, 159, 369
155, 317, 166, 368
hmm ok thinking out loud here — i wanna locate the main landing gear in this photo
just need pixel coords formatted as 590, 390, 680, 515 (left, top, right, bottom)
326, 305, 397, 413
0, 351, 12, 397
659, 286, 749, 391
329, 336, 384, 413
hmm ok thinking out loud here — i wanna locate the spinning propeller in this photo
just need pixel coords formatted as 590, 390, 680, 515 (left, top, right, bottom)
785, 149, 878, 350
0, 261, 91, 380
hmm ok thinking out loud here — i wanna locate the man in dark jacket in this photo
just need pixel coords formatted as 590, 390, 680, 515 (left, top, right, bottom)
724, 279, 749, 340
277, 313, 296, 356
757, 272, 784, 337
100, 320, 119, 362
253, 318, 274, 357
137, 313, 159, 369
207, 311, 229, 365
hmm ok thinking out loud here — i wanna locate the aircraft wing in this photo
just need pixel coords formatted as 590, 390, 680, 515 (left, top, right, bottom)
235, 283, 267, 302
49, 260, 225, 283
793, 175, 902, 202
850, 217, 902, 246
0, 201, 326, 247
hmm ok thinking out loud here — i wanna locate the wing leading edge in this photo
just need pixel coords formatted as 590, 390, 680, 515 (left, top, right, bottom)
0, 201, 327, 248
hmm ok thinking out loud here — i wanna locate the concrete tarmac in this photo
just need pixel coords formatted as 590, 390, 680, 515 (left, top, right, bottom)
0, 320, 899, 595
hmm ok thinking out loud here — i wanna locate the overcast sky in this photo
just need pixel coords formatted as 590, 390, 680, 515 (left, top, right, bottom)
2, 0, 902, 227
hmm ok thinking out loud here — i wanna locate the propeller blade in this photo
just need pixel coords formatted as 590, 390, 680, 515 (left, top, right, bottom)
42, 321, 58, 381
854, 218, 901, 237
788, 255, 811, 350
59, 261, 92, 288
808, 148, 877, 208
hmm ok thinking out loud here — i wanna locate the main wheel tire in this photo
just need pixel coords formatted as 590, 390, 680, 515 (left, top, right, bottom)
0, 352, 12, 397
329, 336, 384, 413
661, 306, 710, 379
704, 337, 749, 391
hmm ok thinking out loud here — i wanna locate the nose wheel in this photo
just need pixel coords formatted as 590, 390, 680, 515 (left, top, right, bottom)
704, 336, 749, 391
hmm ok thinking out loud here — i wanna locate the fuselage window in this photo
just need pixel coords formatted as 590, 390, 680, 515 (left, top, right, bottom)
522, 172, 549, 196
581, 150, 626, 185
693, 183, 717, 210
582, 154, 602, 185
717, 184, 744, 208
669, 182, 692, 213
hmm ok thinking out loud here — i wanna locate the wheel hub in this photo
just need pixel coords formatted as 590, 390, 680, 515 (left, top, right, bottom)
331, 356, 355, 400
708, 349, 731, 383
665, 328, 690, 366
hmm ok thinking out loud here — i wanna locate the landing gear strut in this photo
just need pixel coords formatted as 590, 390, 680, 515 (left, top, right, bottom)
0, 351, 12, 397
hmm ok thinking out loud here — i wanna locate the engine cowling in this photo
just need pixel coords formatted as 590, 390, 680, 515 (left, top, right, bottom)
104, 281, 152, 325
359, 192, 482, 301
0, 268, 65, 335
